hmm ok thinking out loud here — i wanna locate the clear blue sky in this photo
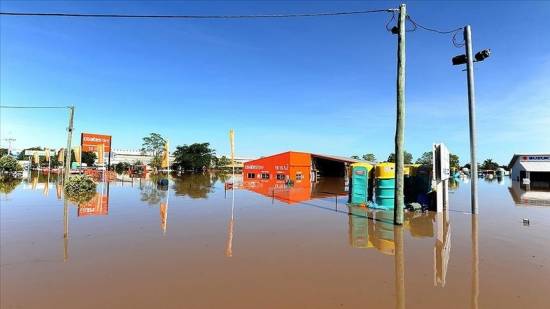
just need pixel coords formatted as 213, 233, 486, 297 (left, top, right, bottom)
1, 1, 549, 165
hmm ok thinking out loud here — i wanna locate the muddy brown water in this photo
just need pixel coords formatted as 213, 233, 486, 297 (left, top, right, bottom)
1, 173, 549, 308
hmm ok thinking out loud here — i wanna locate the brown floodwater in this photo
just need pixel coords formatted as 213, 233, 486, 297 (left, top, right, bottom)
1, 173, 549, 308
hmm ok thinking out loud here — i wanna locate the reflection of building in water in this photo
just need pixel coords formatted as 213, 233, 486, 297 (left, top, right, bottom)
508, 181, 550, 206
243, 177, 347, 204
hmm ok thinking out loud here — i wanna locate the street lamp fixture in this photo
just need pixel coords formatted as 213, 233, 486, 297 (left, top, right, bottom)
452, 48, 491, 65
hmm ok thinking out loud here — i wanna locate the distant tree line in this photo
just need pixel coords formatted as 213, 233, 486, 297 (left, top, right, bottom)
137, 133, 231, 173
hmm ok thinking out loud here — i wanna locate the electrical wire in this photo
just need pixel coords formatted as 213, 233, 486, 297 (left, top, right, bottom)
0, 9, 395, 19
0, 105, 71, 109
406, 15, 464, 47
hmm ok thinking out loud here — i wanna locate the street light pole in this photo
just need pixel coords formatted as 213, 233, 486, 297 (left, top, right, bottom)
464, 25, 478, 214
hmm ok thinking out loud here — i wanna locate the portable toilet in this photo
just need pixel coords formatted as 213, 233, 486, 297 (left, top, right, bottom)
349, 163, 374, 205
375, 162, 395, 209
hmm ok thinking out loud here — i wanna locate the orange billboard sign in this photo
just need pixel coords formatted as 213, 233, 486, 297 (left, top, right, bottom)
81, 133, 112, 152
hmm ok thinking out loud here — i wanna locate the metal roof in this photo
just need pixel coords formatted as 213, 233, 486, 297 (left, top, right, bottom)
247, 151, 373, 164
311, 153, 371, 164
518, 161, 550, 172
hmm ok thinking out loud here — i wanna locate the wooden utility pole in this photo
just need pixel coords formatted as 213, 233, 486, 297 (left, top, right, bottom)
63, 106, 74, 182
394, 3, 406, 225
464, 25, 478, 214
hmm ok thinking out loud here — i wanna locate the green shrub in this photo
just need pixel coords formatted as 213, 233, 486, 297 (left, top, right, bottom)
64, 175, 97, 203
0, 156, 23, 177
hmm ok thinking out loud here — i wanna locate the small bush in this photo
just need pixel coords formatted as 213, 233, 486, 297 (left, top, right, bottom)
64, 175, 97, 203
0, 156, 23, 178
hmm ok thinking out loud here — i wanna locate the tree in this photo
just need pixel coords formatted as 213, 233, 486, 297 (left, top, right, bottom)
141, 133, 166, 170
450, 154, 460, 170
213, 155, 231, 169
350, 155, 360, 160
481, 159, 499, 170
115, 162, 131, 174
0, 155, 23, 177
172, 143, 215, 172
415, 151, 432, 165
0, 148, 8, 157
81, 151, 97, 166
387, 151, 413, 164
362, 153, 376, 162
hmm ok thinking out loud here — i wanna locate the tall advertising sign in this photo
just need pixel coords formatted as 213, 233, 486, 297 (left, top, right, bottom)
81, 133, 112, 167
81, 133, 112, 152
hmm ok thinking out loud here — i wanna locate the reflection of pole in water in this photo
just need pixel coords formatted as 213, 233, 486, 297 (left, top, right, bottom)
394, 225, 405, 309
434, 208, 451, 287
225, 187, 235, 257
63, 197, 69, 262
160, 179, 169, 235
471, 214, 479, 309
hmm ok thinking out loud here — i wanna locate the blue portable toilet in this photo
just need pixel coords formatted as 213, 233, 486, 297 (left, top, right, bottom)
349, 163, 374, 205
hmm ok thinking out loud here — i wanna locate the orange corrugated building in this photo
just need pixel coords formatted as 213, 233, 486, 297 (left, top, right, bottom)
243, 151, 312, 183
242, 151, 360, 204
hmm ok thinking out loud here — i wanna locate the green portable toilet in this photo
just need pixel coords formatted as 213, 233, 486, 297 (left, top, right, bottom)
349, 163, 374, 205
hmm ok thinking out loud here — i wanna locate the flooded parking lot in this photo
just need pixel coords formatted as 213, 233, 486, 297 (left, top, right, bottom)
1, 173, 549, 308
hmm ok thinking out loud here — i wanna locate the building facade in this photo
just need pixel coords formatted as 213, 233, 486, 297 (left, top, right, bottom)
508, 154, 550, 189
242, 151, 363, 183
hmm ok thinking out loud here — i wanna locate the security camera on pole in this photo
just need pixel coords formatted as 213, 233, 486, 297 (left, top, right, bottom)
451, 25, 491, 214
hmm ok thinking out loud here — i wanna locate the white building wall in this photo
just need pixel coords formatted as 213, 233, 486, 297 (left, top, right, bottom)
109, 149, 175, 165
511, 160, 523, 181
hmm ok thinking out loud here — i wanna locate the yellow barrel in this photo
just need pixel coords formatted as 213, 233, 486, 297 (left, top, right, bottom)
375, 162, 395, 179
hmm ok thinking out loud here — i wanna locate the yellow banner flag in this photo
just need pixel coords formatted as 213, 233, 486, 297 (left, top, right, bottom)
161, 141, 169, 169
45, 149, 50, 162
229, 129, 235, 165
33, 152, 39, 164
73, 147, 81, 164
97, 144, 104, 165
58, 148, 64, 162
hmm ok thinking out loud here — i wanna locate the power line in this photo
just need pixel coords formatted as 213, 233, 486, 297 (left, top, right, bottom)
405, 16, 465, 47
0, 105, 71, 109
0, 9, 396, 19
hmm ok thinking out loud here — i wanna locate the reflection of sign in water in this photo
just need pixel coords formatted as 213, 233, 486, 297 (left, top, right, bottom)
78, 194, 109, 216
81, 133, 112, 152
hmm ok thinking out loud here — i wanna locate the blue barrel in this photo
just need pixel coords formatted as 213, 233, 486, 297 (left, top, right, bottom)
375, 178, 395, 209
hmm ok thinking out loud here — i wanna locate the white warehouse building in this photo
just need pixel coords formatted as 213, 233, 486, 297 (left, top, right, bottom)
508, 154, 550, 189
